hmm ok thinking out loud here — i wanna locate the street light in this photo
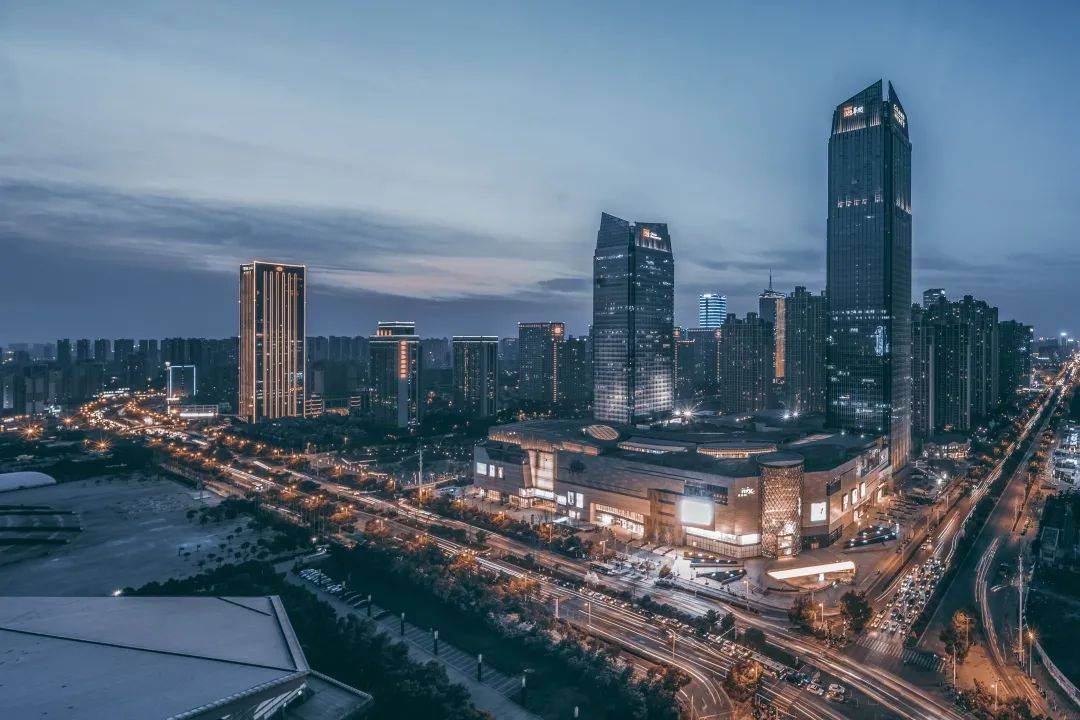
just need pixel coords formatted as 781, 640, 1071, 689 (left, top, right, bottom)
1028, 630, 1036, 676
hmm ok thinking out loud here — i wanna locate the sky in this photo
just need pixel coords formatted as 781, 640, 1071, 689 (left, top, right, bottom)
1, 1, 1078, 343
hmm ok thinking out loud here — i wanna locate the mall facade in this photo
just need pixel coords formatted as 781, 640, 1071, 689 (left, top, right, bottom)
472, 415, 889, 558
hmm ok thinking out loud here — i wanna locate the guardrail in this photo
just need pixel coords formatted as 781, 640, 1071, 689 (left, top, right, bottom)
1034, 638, 1080, 712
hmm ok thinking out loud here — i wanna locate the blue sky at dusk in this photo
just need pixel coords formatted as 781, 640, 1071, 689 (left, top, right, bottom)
1, 1, 1078, 342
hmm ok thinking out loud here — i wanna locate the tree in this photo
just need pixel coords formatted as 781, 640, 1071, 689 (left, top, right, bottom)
941, 609, 974, 663
839, 591, 872, 632
788, 593, 816, 630
742, 627, 767, 652
723, 657, 763, 703
719, 611, 736, 633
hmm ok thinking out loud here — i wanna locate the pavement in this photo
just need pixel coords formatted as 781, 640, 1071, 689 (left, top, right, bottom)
279, 560, 543, 720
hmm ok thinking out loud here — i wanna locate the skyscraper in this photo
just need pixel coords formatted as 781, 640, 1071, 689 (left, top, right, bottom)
758, 273, 786, 381
75, 339, 91, 364
784, 287, 827, 415
93, 338, 111, 363
826, 80, 912, 471
998, 320, 1033, 402
913, 291, 1001, 437
592, 212, 674, 425
369, 322, 421, 427
697, 293, 728, 329
558, 334, 593, 411
452, 336, 499, 417
56, 339, 72, 367
238, 261, 306, 423
716, 312, 775, 414
113, 339, 135, 368
672, 327, 696, 401
517, 322, 564, 406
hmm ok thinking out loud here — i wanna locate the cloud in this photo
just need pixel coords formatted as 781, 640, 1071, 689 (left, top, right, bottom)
0, 179, 572, 301
536, 277, 591, 293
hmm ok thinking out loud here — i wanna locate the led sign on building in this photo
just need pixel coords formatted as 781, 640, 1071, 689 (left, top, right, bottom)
810, 501, 827, 522
842, 105, 864, 118
892, 104, 906, 127
678, 497, 714, 527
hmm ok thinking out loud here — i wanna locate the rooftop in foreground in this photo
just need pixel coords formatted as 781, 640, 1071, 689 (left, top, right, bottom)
0, 595, 372, 720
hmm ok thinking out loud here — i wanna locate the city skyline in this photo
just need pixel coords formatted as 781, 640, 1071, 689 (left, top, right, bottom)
2, 3, 1079, 343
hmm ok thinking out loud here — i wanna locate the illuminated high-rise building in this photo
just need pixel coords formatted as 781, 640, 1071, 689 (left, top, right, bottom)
758, 274, 786, 381
369, 322, 421, 427
592, 212, 674, 425
238, 261, 306, 423
166, 364, 197, 404
826, 80, 912, 471
697, 293, 727, 329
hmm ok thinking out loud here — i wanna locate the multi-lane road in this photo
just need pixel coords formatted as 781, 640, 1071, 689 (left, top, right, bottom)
76, 381, 1078, 720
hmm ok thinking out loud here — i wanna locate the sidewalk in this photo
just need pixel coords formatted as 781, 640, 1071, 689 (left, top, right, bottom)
279, 564, 542, 720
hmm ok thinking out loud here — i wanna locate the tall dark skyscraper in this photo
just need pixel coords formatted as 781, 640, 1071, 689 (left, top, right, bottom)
56, 339, 72, 367
784, 287, 827, 415
517, 322, 564, 406
558, 334, 593, 411
75, 339, 91, 364
592, 212, 674, 425
998, 320, 1033, 402
826, 80, 912, 471
716, 312, 775, 414
452, 336, 499, 417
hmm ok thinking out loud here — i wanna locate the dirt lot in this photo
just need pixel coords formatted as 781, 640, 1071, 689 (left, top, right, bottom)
0, 474, 274, 595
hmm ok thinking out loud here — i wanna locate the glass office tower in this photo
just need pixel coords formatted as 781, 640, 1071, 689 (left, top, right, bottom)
698, 293, 727, 329
592, 212, 674, 425
826, 80, 912, 471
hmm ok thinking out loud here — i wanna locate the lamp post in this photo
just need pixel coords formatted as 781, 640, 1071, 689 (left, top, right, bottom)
1028, 630, 1035, 676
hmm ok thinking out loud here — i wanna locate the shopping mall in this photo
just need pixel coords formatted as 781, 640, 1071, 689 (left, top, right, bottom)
472, 414, 890, 559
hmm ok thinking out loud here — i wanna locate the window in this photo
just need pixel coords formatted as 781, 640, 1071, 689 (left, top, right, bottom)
841, 494, 849, 512
488, 464, 496, 477
810, 502, 827, 522
475, 462, 488, 476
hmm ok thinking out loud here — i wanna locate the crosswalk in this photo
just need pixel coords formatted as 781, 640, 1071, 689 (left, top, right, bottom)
856, 635, 944, 672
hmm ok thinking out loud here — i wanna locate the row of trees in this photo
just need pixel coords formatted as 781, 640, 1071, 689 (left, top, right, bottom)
125, 561, 489, 720
328, 535, 689, 720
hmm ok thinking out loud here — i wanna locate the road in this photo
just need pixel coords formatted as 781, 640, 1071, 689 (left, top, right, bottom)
923, 361, 1078, 719
85, 392, 1058, 719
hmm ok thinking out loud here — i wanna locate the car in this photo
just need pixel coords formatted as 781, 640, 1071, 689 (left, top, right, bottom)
828, 683, 845, 694
807, 683, 824, 696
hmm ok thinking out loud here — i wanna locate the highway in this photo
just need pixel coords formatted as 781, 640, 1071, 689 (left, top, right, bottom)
82, 388, 1080, 720
922, 359, 1078, 719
